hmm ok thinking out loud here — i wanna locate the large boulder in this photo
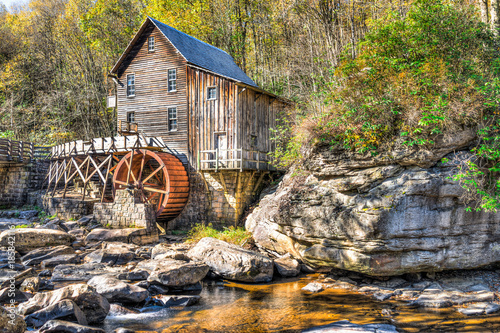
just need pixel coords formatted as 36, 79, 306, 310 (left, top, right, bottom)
85, 228, 158, 246
246, 146, 500, 276
187, 237, 274, 283
0, 305, 26, 333
88, 275, 149, 303
22, 245, 75, 266
18, 284, 110, 324
0, 229, 75, 253
25, 299, 88, 328
137, 259, 209, 287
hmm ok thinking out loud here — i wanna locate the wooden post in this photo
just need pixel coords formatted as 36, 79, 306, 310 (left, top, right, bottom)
101, 156, 112, 203
197, 150, 200, 171
19, 141, 23, 162
215, 148, 219, 172
7, 140, 12, 161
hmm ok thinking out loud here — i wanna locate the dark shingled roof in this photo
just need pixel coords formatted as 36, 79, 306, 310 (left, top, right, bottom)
149, 17, 257, 87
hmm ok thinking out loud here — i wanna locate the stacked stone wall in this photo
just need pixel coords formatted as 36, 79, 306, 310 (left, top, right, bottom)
0, 159, 50, 209
168, 170, 268, 230
0, 164, 31, 207
42, 196, 95, 220
93, 189, 156, 230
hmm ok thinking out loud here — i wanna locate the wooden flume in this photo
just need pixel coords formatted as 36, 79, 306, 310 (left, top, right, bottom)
45, 135, 190, 228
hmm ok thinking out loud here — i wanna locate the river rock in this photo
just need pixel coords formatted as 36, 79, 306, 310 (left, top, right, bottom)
0, 229, 75, 253
108, 304, 139, 316
245, 146, 500, 276
155, 294, 201, 307
0, 267, 34, 288
0, 305, 26, 333
19, 210, 38, 219
458, 302, 500, 316
151, 243, 190, 261
302, 282, 324, 293
0, 249, 19, 264
42, 254, 81, 269
20, 276, 40, 293
0, 287, 30, 302
302, 320, 398, 333
77, 216, 94, 226
22, 245, 74, 262
69, 229, 87, 238
187, 237, 274, 283
51, 263, 126, 282
274, 255, 300, 277
39, 320, 105, 333
25, 299, 88, 328
18, 283, 110, 324
84, 248, 135, 266
85, 228, 158, 246
60, 222, 79, 232
22, 245, 75, 266
88, 275, 149, 303
141, 259, 209, 287
410, 290, 495, 308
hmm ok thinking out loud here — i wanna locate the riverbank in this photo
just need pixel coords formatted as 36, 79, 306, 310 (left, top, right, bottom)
1, 209, 500, 332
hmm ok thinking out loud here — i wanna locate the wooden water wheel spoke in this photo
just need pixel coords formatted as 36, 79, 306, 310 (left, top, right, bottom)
122, 154, 137, 183
148, 164, 163, 183
146, 192, 159, 202
137, 153, 146, 182
143, 186, 168, 194
112, 150, 189, 227
143, 164, 163, 184
143, 182, 162, 187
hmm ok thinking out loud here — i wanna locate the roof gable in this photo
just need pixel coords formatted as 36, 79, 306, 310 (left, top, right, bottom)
111, 17, 258, 88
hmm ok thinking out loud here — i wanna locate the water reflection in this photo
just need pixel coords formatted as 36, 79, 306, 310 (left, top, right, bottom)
102, 275, 500, 332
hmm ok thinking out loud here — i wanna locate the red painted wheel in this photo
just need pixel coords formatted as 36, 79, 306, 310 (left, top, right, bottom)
112, 149, 189, 225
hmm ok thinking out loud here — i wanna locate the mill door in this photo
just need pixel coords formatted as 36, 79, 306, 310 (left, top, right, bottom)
215, 133, 227, 168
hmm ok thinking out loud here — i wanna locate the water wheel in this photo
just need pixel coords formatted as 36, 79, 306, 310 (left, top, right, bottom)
112, 149, 189, 227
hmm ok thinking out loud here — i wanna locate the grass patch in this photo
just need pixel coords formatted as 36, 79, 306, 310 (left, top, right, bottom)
186, 223, 252, 246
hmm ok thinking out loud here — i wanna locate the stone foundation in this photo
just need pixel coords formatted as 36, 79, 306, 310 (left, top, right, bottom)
0, 164, 31, 207
168, 170, 271, 230
42, 195, 96, 220
0, 160, 49, 208
93, 189, 156, 230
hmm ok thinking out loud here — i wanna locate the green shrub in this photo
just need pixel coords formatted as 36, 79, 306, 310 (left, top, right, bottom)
186, 223, 252, 246
276, 0, 500, 211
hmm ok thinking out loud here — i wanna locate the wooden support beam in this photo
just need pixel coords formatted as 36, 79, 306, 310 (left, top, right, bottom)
219, 172, 228, 194
101, 156, 112, 203
252, 171, 268, 195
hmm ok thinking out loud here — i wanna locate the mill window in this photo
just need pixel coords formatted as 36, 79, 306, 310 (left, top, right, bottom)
168, 69, 177, 92
207, 86, 217, 100
126, 74, 135, 97
127, 112, 135, 123
148, 36, 155, 52
168, 107, 178, 131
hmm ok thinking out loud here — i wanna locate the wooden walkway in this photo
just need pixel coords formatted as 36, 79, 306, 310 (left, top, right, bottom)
0, 138, 51, 165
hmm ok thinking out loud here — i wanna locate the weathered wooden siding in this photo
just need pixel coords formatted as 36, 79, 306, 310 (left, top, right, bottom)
116, 22, 189, 163
187, 67, 239, 166
187, 66, 288, 170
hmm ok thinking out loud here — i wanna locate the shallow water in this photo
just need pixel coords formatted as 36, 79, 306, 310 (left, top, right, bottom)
103, 275, 500, 333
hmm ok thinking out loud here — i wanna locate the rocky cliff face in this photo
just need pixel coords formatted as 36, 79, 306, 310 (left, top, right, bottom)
246, 132, 500, 276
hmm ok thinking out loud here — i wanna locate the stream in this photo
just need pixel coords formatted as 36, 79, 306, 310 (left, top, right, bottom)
102, 275, 500, 333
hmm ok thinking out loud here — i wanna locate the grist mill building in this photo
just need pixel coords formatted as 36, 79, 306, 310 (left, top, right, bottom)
107, 17, 290, 229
